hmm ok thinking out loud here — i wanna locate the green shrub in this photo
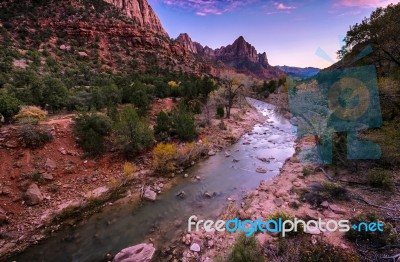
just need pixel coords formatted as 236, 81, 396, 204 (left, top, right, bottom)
227, 233, 264, 262
218, 120, 227, 130
42, 76, 69, 112
18, 125, 53, 149
302, 166, 313, 176
268, 210, 304, 237
367, 168, 394, 190
115, 106, 154, 156
171, 107, 197, 141
321, 182, 348, 200
216, 104, 225, 118
346, 213, 397, 247
269, 236, 358, 262
73, 113, 112, 156
154, 110, 171, 141
0, 93, 22, 123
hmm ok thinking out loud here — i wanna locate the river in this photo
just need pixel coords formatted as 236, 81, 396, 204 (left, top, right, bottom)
11, 98, 296, 262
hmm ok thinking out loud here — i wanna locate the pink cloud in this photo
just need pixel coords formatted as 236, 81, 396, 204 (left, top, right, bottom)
274, 2, 296, 10
334, 0, 400, 8
161, 0, 256, 16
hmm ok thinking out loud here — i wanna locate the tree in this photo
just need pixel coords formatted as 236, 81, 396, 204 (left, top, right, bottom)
341, 3, 400, 67
210, 73, 250, 119
172, 107, 197, 141
115, 106, 154, 156
42, 76, 69, 112
0, 93, 22, 123
73, 113, 113, 156
154, 110, 171, 141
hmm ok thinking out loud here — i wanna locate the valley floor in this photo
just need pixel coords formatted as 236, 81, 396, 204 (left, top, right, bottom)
0, 98, 264, 259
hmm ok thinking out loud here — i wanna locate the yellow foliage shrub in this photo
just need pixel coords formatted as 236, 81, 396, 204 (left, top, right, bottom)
14, 106, 47, 124
152, 143, 178, 174
168, 81, 179, 88
123, 162, 138, 180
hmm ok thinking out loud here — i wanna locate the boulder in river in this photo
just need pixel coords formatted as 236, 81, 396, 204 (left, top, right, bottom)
256, 167, 267, 174
113, 243, 155, 262
143, 188, 157, 201
177, 191, 186, 198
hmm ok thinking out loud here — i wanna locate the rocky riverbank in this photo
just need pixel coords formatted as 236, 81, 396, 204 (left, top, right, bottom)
0, 99, 264, 260
160, 94, 399, 262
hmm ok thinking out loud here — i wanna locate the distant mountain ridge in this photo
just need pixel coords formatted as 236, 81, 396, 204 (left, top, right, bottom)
176, 33, 283, 79
276, 66, 320, 79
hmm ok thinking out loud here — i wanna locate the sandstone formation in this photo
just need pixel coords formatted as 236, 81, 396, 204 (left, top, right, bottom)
103, 0, 167, 36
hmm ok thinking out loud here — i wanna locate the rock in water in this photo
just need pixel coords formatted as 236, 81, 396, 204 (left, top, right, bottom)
177, 191, 186, 198
113, 243, 155, 262
143, 188, 157, 201
24, 183, 44, 206
256, 167, 267, 174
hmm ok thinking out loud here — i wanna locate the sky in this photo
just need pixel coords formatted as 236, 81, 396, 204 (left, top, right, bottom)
149, 0, 400, 68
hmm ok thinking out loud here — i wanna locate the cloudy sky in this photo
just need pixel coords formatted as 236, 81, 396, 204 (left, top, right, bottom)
149, 0, 400, 68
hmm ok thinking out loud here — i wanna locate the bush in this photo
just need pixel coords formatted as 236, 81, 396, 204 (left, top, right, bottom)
297, 238, 358, 262
175, 142, 207, 167
268, 210, 303, 237
227, 233, 264, 262
115, 106, 154, 156
73, 113, 112, 156
321, 182, 348, 200
302, 166, 313, 176
171, 107, 197, 141
18, 125, 53, 149
123, 162, 138, 180
218, 120, 227, 130
216, 105, 225, 118
0, 93, 22, 123
269, 236, 358, 262
367, 168, 394, 190
346, 213, 397, 247
14, 106, 47, 125
154, 110, 171, 141
152, 143, 178, 174
42, 76, 69, 112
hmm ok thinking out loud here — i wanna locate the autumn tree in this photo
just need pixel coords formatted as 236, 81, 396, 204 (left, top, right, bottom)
340, 3, 400, 67
210, 73, 252, 119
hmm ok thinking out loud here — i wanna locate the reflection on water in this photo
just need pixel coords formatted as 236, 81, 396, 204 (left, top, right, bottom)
12, 98, 296, 262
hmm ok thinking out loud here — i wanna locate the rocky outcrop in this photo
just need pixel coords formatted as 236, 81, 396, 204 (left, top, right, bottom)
176, 33, 203, 54
113, 243, 155, 262
104, 0, 167, 36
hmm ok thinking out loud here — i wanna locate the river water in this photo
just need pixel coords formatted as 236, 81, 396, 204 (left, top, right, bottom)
11, 98, 296, 262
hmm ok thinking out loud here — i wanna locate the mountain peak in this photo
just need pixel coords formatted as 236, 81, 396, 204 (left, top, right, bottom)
236, 35, 246, 42
176, 33, 203, 54
104, 0, 167, 36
